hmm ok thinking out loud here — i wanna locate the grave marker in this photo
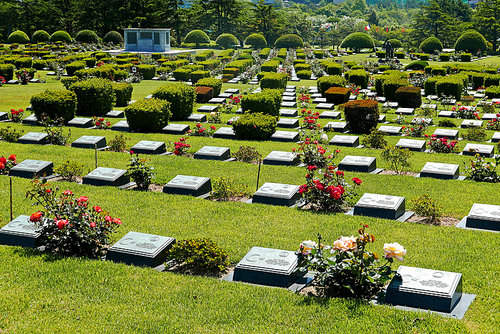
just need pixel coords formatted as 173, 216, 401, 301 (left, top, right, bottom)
252, 182, 301, 206
277, 118, 299, 128
71, 136, 107, 150
281, 101, 297, 108
280, 109, 298, 117
420, 162, 459, 180
130, 140, 166, 155
270, 131, 300, 142
111, 120, 130, 132
82, 167, 131, 187
460, 120, 483, 128
162, 123, 190, 135
106, 110, 124, 118
353, 193, 406, 220
463, 203, 500, 231
433, 129, 459, 140
338, 155, 377, 173
0, 112, 8, 121
396, 139, 426, 152
0, 215, 40, 247
329, 135, 359, 147
17, 132, 48, 145
163, 175, 212, 197
263, 151, 299, 166
213, 127, 235, 139
186, 114, 207, 122
67, 117, 93, 128
323, 122, 348, 133
194, 146, 231, 161
396, 108, 414, 115
319, 111, 341, 119
315, 103, 335, 110
9, 160, 53, 179
197, 105, 218, 113
462, 143, 494, 157
378, 126, 402, 135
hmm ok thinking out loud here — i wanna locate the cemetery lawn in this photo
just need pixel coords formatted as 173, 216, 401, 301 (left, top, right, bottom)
2, 71, 500, 333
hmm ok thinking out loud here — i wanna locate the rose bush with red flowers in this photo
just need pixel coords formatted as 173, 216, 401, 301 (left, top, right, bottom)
0, 153, 18, 175
188, 122, 216, 137
300, 165, 362, 212
92, 116, 112, 130
295, 115, 337, 168
26, 179, 122, 258
169, 137, 191, 155
9, 109, 24, 123
424, 134, 458, 153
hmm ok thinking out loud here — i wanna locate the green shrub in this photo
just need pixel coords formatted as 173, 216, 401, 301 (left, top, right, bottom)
31, 30, 50, 43
275, 34, 303, 48
32, 59, 47, 70
173, 68, 192, 81
436, 77, 463, 100
215, 33, 238, 49
165, 238, 230, 274
190, 70, 210, 84
405, 61, 429, 70
50, 30, 71, 43
210, 177, 250, 200
361, 128, 387, 148
424, 77, 439, 95
317, 75, 346, 94
233, 112, 277, 140
410, 194, 442, 223
245, 33, 267, 48
381, 146, 413, 174
184, 30, 210, 47
485, 85, 500, 98
439, 53, 451, 61
30, 89, 77, 121
460, 53, 472, 62
222, 67, 239, 76
313, 50, 324, 59
344, 99, 379, 134
54, 160, 87, 182
70, 78, 115, 116
195, 86, 214, 103
124, 98, 170, 133
198, 59, 220, 70
75, 30, 99, 43
0, 64, 16, 80
395, 86, 421, 108
241, 89, 282, 117
103, 31, 123, 44
484, 74, 500, 87
471, 72, 487, 89
455, 30, 487, 54
340, 32, 374, 51
60, 76, 78, 90
15, 67, 36, 78
231, 145, 262, 163
431, 68, 446, 76
325, 87, 350, 105
152, 83, 196, 121
66, 61, 86, 76
394, 51, 405, 59
136, 64, 155, 80
83, 57, 97, 68
383, 77, 408, 101
195, 77, 223, 96
260, 60, 280, 72
225, 59, 253, 72
294, 63, 311, 72
112, 82, 133, 107
376, 51, 386, 58
7, 30, 29, 44
14, 57, 32, 69
419, 37, 443, 54
346, 69, 369, 88
260, 72, 288, 90
296, 70, 312, 79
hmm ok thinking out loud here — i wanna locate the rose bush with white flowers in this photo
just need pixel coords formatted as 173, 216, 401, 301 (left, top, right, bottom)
296, 225, 406, 299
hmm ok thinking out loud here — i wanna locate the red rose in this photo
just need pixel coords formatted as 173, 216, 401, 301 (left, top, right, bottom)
352, 178, 362, 185
56, 219, 68, 230
0, 157, 6, 164
8, 154, 16, 161
93, 206, 102, 213
113, 218, 122, 225
90, 222, 96, 228
63, 190, 73, 196
307, 165, 317, 171
211, 126, 216, 130
104, 216, 112, 222
174, 149, 179, 155
30, 211, 43, 222
77, 196, 88, 203
336, 171, 344, 177
45, 189, 51, 193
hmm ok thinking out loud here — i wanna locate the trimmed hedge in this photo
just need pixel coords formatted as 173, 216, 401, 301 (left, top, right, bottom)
173, 68, 192, 81
7, 31, 29, 44
261, 60, 280, 72
455, 30, 487, 54
346, 69, 369, 88
436, 77, 463, 100
70, 78, 115, 116
225, 59, 253, 72
419, 37, 443, 54
323, 62, 343, 76
431, 68, 446, 76
424, 77, 440, 95
460, 53, 472, 62
190, 70, 210, 84
30, 89, 77, 121
260, 72, 288, 90
340, 32, 374, 51
138, 65, 156, 80
113, 82, 133, 107
484, 74, 500, 87
31, 30, 50, 43
245, 33, 267, 48
152, 83, 196, 121
0, 64, 16, 80
233, 112, 277, 140
195, 86, 214, 103
195, 78, 223, 96
485, 85, 500, 98
61, 76, 78, 90
317, 75, 346, 95
383, 77, 408, 101
125, 98, 170, 133
66, 61, 86, 76
274, 34, 303, 49
296, 70, 311, 79
344, 99, 379, 134
215, 34, 238, 49
325, 87, 350, 105
404, 61, 429, 70
75, 30, 99, 44
84, 57, 97, 68
472, 72, 488, 89
103, 31, 123, 44
14, 57, 32, 69
241, 89, 283, 117
184, 30, 210, 46
32, 59, 47, 70
294, 63, 311, 72
50, 31, 72, 43
395, 87, 421, 108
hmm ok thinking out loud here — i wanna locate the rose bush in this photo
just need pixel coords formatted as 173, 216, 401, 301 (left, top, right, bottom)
0, 154, 17, 175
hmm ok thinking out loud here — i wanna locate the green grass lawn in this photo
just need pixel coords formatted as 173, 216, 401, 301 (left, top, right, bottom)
1, 67, 500, 333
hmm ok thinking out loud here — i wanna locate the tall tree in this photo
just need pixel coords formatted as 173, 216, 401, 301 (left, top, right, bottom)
474, 0, 500, 52
251, 0, 280, 45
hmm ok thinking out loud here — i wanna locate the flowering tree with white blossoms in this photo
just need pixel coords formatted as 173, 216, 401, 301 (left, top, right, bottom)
296, 224, 406, 299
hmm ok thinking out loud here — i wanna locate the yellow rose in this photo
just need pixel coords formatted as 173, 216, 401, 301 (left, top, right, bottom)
299, 240, 317, 256
333, 236, 357, 252
383, 242, 406, 261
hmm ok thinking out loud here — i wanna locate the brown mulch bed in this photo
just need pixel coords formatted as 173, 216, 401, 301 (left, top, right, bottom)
379, 170, 419, 177
406, 214, 459, 227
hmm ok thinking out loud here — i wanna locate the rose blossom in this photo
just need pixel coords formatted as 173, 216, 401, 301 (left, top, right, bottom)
0, 157, 6, 164
299, 240, 317, 256
30, 211, 43, 222
333, 236, 357, 252
383, 242, 406, 261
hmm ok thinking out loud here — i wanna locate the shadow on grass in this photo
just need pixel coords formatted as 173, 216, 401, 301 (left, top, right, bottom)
13, 247, 66, 262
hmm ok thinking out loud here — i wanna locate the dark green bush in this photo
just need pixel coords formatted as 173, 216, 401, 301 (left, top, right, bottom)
472, 72, 488, 89
395, 86, 421, 108
440, 53, 451, 61
419, 37, 443, 54
75, 30, 99, 43
61, 76, 78, 90
184, 30, 210, 47
70, 78, 115, 116
195, 77, 223, 96
152, 83, 196, 120
50, 30, 72, 43
14, 57, 32, 69
103, 31, 123, 44
376, 51, 386, 58
485, 85, 500, 98
31, 30, 50, 43
340, 32, 374, 51
260, 72, 288, 90
124, 98, 170, 133
394, 51, 405, 59
460, 53, 472, 62
7, 31, 29, 44
484, 74, 500, 87
274, 34, 303, 49
195, 86, 214, 103
225, 59, 253, 72
260, 60, 280, 72
323, 62, 343, 76
83, 57, 97, 68
313, 50, 324, 59
112, 82, 133, 107
30, 89, 77, 121
198, 59, 220, 70
431, 68, 446, 76
317, 75, 346, 94
15, 68, 36, 78
66, 61, 86, 76
344, 99, 379, 134
455, 30, 487, 54
215, 33, 238, 49
383, 77, 408, 101
173, 68, 192, 81
32, 59, 47, 70
294, 63, 311, 72
190, 70, 210, 84
436, 77, 463, 100
296, 70, 312, 79
245, 33, 267, 48
405, 61, 429, 70
325, 87, 350, 105
346, 69, 369, 88
233, 112, 277, 140
388, 39, 403, 49
241, 89, 282, 117
137, 65, 155, 80
0, 64, 15, 80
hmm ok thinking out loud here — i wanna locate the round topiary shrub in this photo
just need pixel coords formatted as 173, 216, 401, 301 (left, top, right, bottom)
245, 33, 267, 48
7, 30, 29, 44
387, 39, 403, 49
50, 30, 72, 43
14, 57, 33, 70
75, 30, 99, 44
125, 98, 170, 133
184, 30, 210, 47
454, 30, 487, 54
70, 78, 115, 116
30, 89, 77, 122
344, 99, 379, 134
274, 34, 304, 49
103, 31, 124, 44
419, 37, 443, 54
112, 82, 133, 107
233, 112, 277, 140
340, 32, 374, 52
152, 83, 196, 120
138, 64, 156, 80
215, 33, 238, 49
32, 30, 50, 43
65, 61, 86, 76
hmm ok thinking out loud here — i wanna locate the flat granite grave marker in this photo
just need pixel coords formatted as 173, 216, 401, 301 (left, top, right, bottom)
17, 132, 49, 145
396, 139, 426, 152
491, 132, 500, 143
312, 97, 327, 104
252, 182, 301, 207
106, 231, 175, 267
281, 101, 297, 108
438, 111, 456, 118
315, 103, 335, 110
218, 93, 232, 99
462, 143, 494, 157
0, 112, 8, 121
338, 155, 377, 173
83, 167, 132, 187
283, 92, 295, 97
163, 175, 212, 197
280, 109, 298, 117
385, 266, 464, 314
130, 140, 166, 155
227, 117, 240, 125
277, 118, 299, 128
186, 114, 207, 122
225, 88, 239, 94
282, 96, 296, 102
433, 129, 459, 140
329, 135, 359, 147
263, 151, 300, 166
106, 110, 124, 118
213, 127, 235, 139
9, 160, 54, 179
67, 117, 93, 128
383, 102, 398, 109
460, 120, 483, 128
270, 131, 300, 142
310, 93, 322, 98
194, 146, 231, 161
111, 120, 129, 132
319, 111, 341, 119
0, 215, 40, 247
459, 203, 500, 231
208, 97, 226, 104
71, 136, 107, 149
162, 123, 190, 135
353, 193, 406, 220
481, 113, 498, 120
324, 122, 348, 132
420, 162, 459, 180
197, 105, 218, 113
232, 246, 305, 287
378, 115, 386, 123
396, 108, 414, 115
378, 126, 402, 135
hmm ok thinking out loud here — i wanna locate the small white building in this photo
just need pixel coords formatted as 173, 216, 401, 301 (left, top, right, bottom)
124, 28, 171, 52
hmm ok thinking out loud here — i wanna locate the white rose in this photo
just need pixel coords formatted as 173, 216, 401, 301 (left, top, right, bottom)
299, 240, 318, 256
